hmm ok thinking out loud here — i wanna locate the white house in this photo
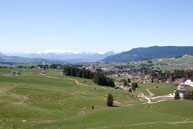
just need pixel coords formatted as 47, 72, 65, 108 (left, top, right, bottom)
180, 79, 193, 87
170, 88, 186, 97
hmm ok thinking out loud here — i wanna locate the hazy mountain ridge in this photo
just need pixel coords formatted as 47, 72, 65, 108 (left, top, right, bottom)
0, 54, 49, 64
1, 50, 120, 63
103, 46, 193, 62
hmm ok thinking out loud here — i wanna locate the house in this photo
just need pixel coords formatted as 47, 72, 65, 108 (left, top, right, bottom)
175, 78, 185, 84
179, 84, 191, 88
176, 89, 186, 97
40, 71, 47, 75
11, 71, 21, 75
170, 88, 186, 97
114, 86, 123, 90
166, 78, 172, 83
180, 80, 193, 87
181, 80, 193, 87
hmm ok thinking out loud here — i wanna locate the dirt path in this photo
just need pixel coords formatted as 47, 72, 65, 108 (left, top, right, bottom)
136, 86, 175, 104
1, 74, 105, 89
68, 78, 89, 86
46, 76, 107, 89
147, 88, 154, 97
139, 92, 173, 104
0, 83, 29, 105
65, 77, 106, 89
46, 75, 89, 86
85, 120, 193, 129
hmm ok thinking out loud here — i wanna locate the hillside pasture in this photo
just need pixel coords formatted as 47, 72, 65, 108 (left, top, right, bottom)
137, 83, 175, 97
0, 75, 133, 128
1, 69, 193, 128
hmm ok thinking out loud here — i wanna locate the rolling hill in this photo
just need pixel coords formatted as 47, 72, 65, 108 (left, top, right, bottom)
0, 53, 49, 64
1, 69, 193, 129
103, 46, 193, 62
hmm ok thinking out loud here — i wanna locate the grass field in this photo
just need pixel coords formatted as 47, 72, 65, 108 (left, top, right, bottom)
1, 68, 193, 129
137, 83, 193, 97
137, 83, 174, 96
141, 55, 193, 70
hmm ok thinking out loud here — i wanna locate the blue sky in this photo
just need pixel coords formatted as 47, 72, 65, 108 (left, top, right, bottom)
0, 0, 193, 53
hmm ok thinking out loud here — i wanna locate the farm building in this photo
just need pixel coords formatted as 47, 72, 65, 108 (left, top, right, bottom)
40, 71, 47, 75
176, 89, 186, 97
179, 79, 193, 87
170, 88, 186, 97
11, 71, 21, 75
114, 86, 123, 90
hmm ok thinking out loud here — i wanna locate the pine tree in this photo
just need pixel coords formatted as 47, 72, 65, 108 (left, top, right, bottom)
134, 83, 138, 88
151, 78, 154, 83
124, 79, 127, 86
128, 78, 131, 83
174, 91, 180, 100
107, 93, 113, 107
132, 83, 136, 91
132, 83, 138, 91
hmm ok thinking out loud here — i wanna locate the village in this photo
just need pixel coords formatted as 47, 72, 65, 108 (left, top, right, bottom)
7, 61, 193, 102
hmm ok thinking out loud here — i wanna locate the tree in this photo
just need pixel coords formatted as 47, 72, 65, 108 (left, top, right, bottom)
127, 78, 131, 83
64, 66, 114, 87
107, 93, 113, 107
132, 83, 138, 91
93, 72, 115, 87
128, 88, 132, 92
174, 91, 180, 100
132, 83, 136, 91
151, 78, 154, 83
124, 79, 127, 86
134, 83, 138, 88
183, 91, 193, 100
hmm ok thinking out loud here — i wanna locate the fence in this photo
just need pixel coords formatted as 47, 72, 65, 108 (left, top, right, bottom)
6, 122, 182, 129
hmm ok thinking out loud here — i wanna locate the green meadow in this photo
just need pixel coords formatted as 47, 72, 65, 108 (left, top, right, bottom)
141, 55, 193, 70
0, 68, 193, 129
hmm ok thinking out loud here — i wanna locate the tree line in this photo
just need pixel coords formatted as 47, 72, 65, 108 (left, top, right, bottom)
63, 67, 115, 87
174, 90, 193, 100
183, 91, 193, 100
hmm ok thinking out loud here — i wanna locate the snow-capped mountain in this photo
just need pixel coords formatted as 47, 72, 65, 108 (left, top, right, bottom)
0, 52, 4, 57
2, 50, 120, 62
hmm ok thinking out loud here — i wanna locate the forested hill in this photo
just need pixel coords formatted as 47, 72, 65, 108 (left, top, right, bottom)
102, 46, 193, 62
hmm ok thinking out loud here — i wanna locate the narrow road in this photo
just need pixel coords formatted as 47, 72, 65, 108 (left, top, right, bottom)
139, 89, 173, 104
146, 88, 154, 97
46, 76, 89, 86
85, 120, 193, 129
46, 75, 106, 89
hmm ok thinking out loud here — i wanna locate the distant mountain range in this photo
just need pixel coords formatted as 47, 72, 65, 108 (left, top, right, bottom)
2, 46, 193, 64
103, 46, 193, 62
0, 52, 48, 64
1, 50, 120, 63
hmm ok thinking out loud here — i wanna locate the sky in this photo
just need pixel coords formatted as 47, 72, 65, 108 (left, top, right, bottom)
0, 0, 193, 53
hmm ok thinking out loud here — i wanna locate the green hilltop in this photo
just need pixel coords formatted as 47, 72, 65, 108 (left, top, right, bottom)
142, 55, 193, 70
103, 46, 193, 62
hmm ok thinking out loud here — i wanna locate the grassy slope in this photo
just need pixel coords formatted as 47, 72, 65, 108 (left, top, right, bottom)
1, 69, 193, 129
37, 105, 193, 129
137, 83, 175, 96
141, 55, 193, 70
137, 82, 193, 97
0, 73, 133, 128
